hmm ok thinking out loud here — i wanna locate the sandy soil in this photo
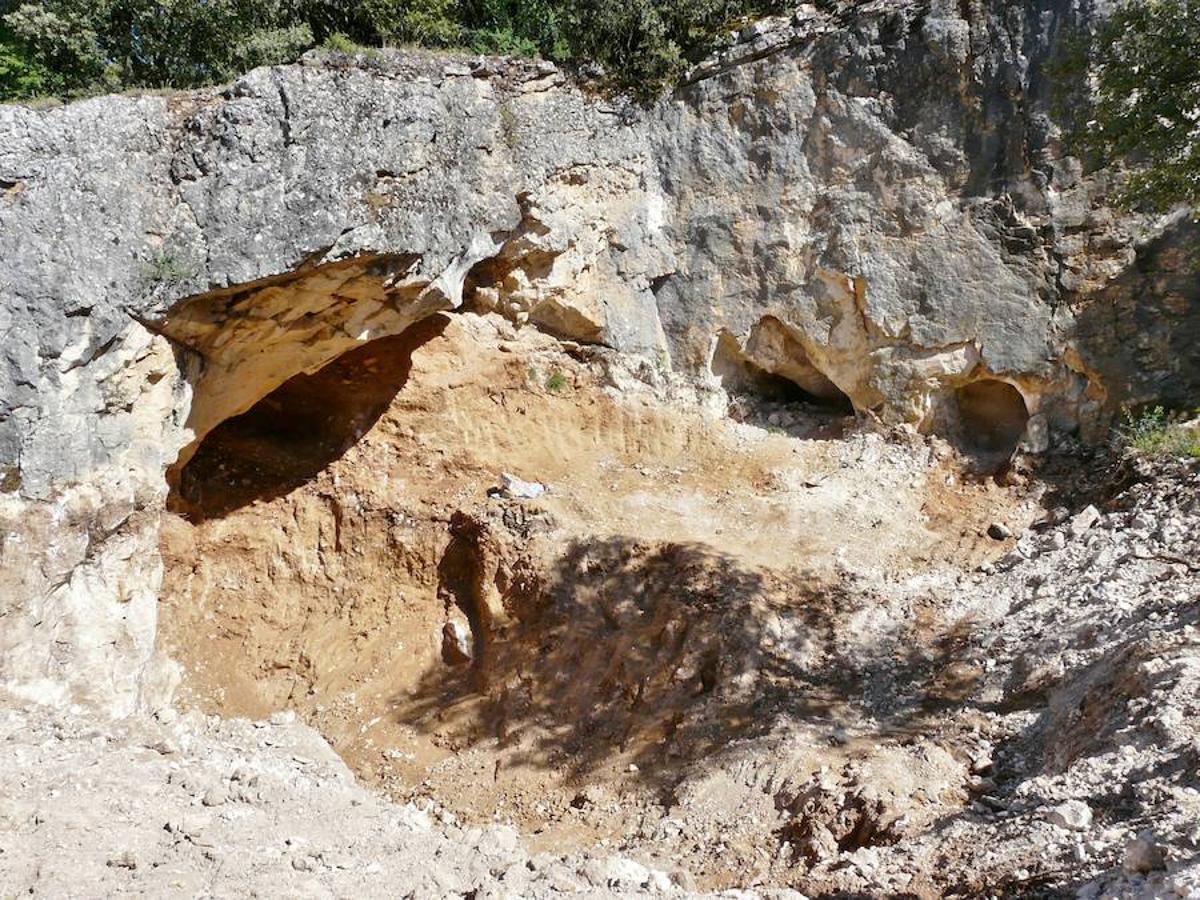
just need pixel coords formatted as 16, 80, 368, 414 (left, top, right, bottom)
158, 312, 1042, 891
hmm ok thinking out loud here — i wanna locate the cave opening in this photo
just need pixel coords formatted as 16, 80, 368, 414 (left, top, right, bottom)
168, 315, 449, 521
948, 379, 1030, 463
711, 330, 854, 436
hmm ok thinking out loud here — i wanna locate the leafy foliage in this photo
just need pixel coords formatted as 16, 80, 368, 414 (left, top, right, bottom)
564, 0, 780, 102
1, 0, 315, 93
465, 0, 568, 58
2, 1, 111, 96
0, 0, 780, 103
1068, 0, 1200, 212
1119, 406, 1200, 459
0, 19, 51, 98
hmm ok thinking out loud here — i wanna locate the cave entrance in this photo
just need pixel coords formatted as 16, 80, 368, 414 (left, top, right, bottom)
948, 379, 1030, 464
169, 315, 449, 521
711, 328, 854, 436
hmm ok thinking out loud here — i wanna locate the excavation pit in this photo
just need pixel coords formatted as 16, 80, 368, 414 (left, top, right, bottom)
156, 314, 1031, 893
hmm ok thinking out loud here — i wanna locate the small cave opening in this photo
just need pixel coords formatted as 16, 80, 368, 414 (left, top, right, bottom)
947, 379, 1030, 463
711, 330, 854, 436
168, 315, 449, 521
459, 211, 556, 325
460, 212, 605, 345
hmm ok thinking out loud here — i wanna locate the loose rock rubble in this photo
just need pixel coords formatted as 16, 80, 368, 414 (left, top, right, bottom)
502, 449, 1197, 898
0, 704, 709, 898
774, 454, 1200, 897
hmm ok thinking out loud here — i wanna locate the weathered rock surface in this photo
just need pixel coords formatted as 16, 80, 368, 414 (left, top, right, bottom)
0, 50, 671, 713
0, 5, 1196, 891
654, 1, 1196, 442
2, 1, 1193, 510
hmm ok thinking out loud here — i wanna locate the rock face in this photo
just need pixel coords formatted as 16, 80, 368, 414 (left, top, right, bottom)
652, 1, 1195, 445
0, 2, 1195, 711
0, 51, 670, 713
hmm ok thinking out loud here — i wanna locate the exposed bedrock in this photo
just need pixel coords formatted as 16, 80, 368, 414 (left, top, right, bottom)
0, 1, 1196, 712
652, 0, 1188, 448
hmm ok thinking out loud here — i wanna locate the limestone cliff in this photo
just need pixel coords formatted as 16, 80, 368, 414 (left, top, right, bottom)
0, 0, 1195, 713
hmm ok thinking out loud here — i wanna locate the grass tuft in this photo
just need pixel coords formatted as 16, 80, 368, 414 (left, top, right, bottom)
1119, 406, 1200, 459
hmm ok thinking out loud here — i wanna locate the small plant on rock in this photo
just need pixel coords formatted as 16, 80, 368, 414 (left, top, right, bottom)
1119, 406, 1200, 459
497, 103, 519, 150
143, 251, 194, 287
320, 32, 383, 62
321, 32, 361, 54
545, 370, 568, 393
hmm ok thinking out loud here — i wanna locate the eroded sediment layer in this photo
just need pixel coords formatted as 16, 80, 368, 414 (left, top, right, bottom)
155, 313, 1039, 891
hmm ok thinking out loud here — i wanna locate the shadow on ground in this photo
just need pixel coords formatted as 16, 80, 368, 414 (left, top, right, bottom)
394, 532, 999, 794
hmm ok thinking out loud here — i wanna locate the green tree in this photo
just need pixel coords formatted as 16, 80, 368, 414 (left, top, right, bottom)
462, 0, 567, 58
339, 0, 462, 48
563, 0, 782, 103
2, 0, 314, 95
0, 0, 785, 103
1073, 0, 1200, 211
2, 0, 114, 95
102, 0, 312, 88
0, 19, 52, 98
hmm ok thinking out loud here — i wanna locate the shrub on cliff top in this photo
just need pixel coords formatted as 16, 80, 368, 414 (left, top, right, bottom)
1, 0, 313, 94
563, 0, 783, 102
0, 0, 781, 103
1119, 406, 1200, 460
